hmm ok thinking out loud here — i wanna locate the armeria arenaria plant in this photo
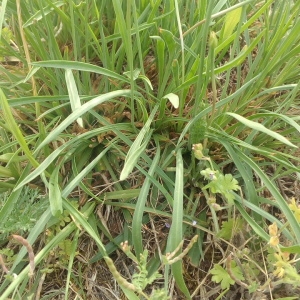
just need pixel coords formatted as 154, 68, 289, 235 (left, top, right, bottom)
1, 0, 300, 299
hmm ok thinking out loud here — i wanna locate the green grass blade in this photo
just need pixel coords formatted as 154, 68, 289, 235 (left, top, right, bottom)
220, 6, 242, 42
168, 149, 191, 299
214, 30, 266, 76
227, 112, 297, 148
120, 130, 153, 181
250, 112, 300, 133
49, 165, 63, 217
0, 89, 39, 167
222, 142, 260, 207
176, 73, 261, 148
15, 142, 71, 190
65, 229, 79, 300
65, 69, 83, 127
62, 200, 107, 255
132, 138, 160, 257
120, 104, 159, 180
0, 187, 23, 225
0, 0, 8, 39
0, 165, 14, 177
0, 222, 77, 300
234, 202, 269, 242
238, 151, 300, 243
8, 95, 93, 107
30, 60, 130, 83
23, 1, 65, 27
36, 90, 133, 151
15, 126, 128, 190
10, 208, 53, 272
235, 196, 294, 241
150, 36, 165, 88
62, 144, 112, 197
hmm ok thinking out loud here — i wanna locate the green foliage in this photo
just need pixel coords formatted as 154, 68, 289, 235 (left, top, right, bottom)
190, 120, 207, 144
248, 281, 260, 294
0, 187, 47, 240
217, 218, 244, 240
230, 262, 245, 282
132, 250, 162, 291
0, 28, 13, 59
0, 0, 300, 299
0, 248, 15, 265
201, 168, 240, 205
210, 222, 300, 297
149, 289, 170, 300
118, 237, 197, 299
210, 264, 234, 290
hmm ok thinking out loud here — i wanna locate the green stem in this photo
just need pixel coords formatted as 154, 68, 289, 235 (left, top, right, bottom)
200, 183, 220, 233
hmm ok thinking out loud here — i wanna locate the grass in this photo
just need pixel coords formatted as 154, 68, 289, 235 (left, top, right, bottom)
0, 0, 300, 299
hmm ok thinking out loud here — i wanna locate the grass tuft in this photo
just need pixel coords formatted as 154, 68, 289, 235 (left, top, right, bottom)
1, 1, 300, 299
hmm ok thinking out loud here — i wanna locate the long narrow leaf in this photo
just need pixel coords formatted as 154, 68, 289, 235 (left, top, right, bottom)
49, 165, 63, 217
23, 1, 65, 27
62, 144, 113, 197
15, 125, 129, 190
62, 200, 139, 298
36, 90, 133, 151
1, 221, 77, 299
132, 138, 160, 257
168, 149, 191, 299
176, 73, 261, 147
227, 112, 297, 148
235, 196, 294, 241
234, 202, 270, 241
238, 151, 300, 243
0, 0, 8, 39
15, 142, 73, 190
65, 229, 79, 300
0, 89, 39, 167
30, 60, 130, 83
65, 69, 83, 127
120, 104, 159, 180
250, 112, 300, 133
